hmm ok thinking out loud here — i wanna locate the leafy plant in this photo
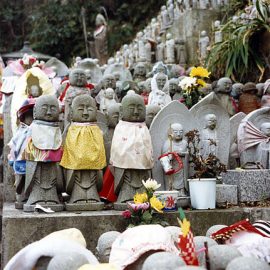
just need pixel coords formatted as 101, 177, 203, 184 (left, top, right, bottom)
185, 129, 227, 179
207, 1, 270, 82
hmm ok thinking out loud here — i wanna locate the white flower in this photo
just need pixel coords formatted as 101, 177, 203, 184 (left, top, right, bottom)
142, 178, 161, 191
179, 76, 197, 90
22, 54, 30, 65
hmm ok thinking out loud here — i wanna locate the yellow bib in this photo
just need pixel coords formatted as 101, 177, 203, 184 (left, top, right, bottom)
60, 124, 106, 170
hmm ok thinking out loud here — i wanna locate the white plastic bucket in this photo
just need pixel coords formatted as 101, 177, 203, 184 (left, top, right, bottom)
188, 179, 216, 209
154, 190, 179, 211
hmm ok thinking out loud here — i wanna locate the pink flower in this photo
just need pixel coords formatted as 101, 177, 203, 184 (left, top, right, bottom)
122, 210, 132, 219
127, 202, 150, 212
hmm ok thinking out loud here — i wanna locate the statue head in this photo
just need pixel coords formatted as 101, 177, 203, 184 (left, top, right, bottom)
69, 68, 87, 87
260, 122, 270, 137
216, 77, 232, 93
138, 81, 146, 94
71, 94, 97, 123
145, 105, 161, 128
107, 103, 121, 128
169, 123, 184, 142
108, 58, 115, 65
26, 74, 42, 98
214, 20, 221, 28
34, 95, 59, 122
243, 82, 257, 94
95, 13, 106, 27
256, 83, 264, 98
166, 33, 173, 40
156, 72, 167, 90
113, 72, 121, 82
104, 88, 115, 100
161, 5, 166, 11
205, 114, 217, 130
84, 69, 92, 82
120, 93, 146, 122
156, 36, 162, 44
103, 75, 116, 89
231, 83, 243, 99
144, 78, 152, 93
96, 231, 121, 263
169, 78, 180, 95
134, 63, 147, 77
201, 30, 207, 37
170, 65, 184, 78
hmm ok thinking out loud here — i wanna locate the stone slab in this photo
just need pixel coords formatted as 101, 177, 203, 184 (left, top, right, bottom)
222, 170, 270, 202
216, 184, 238, 206
1, 203, 249, 268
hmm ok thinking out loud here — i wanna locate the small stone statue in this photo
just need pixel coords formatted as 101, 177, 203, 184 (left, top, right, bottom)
161, 123, 189, 195
156, 37, 165, 62
100, 88, 118, 114
165, 33, 176, 64
175, 39, 187, 66
96, 231, 121, 263
60, 94, 106, 211
145, 40, 152, 63
150, 18, 159, 40
168, 78, 180, 99
64, 68, 91, 127
23, 95, 64, 212
161, 5, 171, 32
145, 105, 161, 128
167, 0, 175, 26
137, 32, 147, 62
110, 94, 154, 207
134, 62, 147, 83
214, 20, 223, 43
200, 114, 219, 158
141, 79, 152, 105
94, 13, 108, 65
199, 30, 210, 62
238, 82, 260, 114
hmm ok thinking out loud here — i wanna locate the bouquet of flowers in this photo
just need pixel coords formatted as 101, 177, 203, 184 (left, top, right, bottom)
122, 179, 168, 227
179, 66, 210, 108
19, 54, 45, 70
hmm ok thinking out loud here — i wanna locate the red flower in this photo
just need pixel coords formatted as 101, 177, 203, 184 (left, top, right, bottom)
122, 210, 132, 219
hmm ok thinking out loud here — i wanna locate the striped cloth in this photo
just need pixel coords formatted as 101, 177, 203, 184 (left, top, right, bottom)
253, 220, 270, 237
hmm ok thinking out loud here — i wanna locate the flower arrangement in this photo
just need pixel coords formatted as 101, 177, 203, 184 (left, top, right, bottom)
19, 54, 45, 70
179, 66, 210, 108
185, 129, 227, 179
122, 179, 168, 227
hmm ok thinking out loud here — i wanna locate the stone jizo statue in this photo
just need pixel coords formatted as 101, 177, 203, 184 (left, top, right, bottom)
60, 95, 106, 211
145, 105, 161, 128
134, 62, 147, 83
214, 20, 223, 43
199, 30, 210, 62
156, 37, 165, 62
165, 33, 176, 64
23, 95, 64, 212
110, 94, 154, 207
100, 88, 117, 114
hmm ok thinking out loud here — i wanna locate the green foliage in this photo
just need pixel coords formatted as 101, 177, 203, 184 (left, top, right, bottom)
207, 2, 270, 82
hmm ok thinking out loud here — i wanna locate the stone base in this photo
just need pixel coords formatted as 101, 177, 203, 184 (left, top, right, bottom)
14, 201, 23, 209
222, 170, 270, 202
1, 203, 254, 268
216, 184, 238, 207
113, 202, 127, 211
65, 202, 104, 211
177, 196, 190, 208
23, 203, 64, 212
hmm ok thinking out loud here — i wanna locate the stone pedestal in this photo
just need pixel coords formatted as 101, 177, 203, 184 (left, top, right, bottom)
1, 203, 249, 268
216, 184, 238, 206
222, 170, 270, 202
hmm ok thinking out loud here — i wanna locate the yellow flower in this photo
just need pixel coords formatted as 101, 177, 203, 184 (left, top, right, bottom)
134, 192, 148, 204
197, 79, 207, 88
190, 66, 211, 78
150, 196, 165, 213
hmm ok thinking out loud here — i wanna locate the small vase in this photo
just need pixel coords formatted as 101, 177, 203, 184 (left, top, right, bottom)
188, 178, 216, 209
154, 190, 179, 211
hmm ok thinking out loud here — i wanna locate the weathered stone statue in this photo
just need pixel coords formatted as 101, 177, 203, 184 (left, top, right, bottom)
145, 40, 152, 63
199, 30, 210, 62
161, 123, 189, 195
150, 18, 159, 40
64, 68, 91, 127
145, 105, 161, 128
137, 32, 147, 62
239, 82, 260, 114
156, 37, 165, 62
161, 5, 170, 32
167, 0, 175, 26
214, 20, 223, 43
23, 95, 64, 212
60, 94, 106, 210
175, 39, 187, 66
110, 94, 154, 207
165, 33, 176, 64
140, 79, 151, 105
95, 74, 116, 105
96, 231, 121, 263
149, 72, 171, 107
134, 62, 147, 83
100, 88, 117, 114
215, 77, 237, 117
168, 78, 180, 99
94, 13, 108, 65
200, 114, 219, 158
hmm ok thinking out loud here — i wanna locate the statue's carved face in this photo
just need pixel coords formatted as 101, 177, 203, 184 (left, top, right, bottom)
107, 105, 120, 128
85, 69, 92, 81
34, 96, 59, 122
69, 69, 87, 87
260, 123, 270, 137
71, 96, 97, 123
103, 76, 116, 89
113, 72, 121, 82
205, 114, 217, 130
217, 78, 232, 93
136, 65, 146, 76
156, 73, 167, 90
28, 85, 42, 98
169, 80, 179, 94
121, 95, 145, 122
104, 88, 114, 99
145, 106, 160, 127
170, 123, 183, 141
